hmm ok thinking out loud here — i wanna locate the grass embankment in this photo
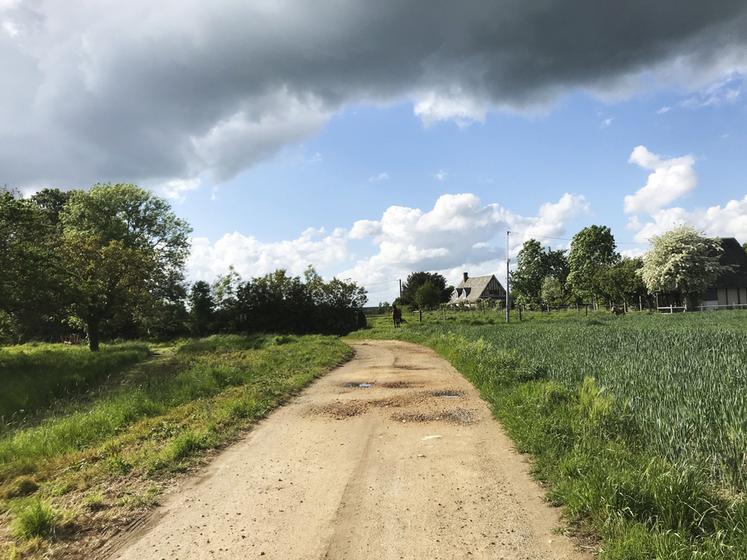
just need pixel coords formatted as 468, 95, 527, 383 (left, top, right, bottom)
0, 334, 352, 559
0, 343, 150, 427
351, 310, 747, 559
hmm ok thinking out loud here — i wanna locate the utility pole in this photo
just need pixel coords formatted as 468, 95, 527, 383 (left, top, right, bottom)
398, 279, 402, 300
505, 230, 510, 323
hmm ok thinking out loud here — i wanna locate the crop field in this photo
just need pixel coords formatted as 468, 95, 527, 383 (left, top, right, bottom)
352, 310, 747, 557
0, 334, 352, 558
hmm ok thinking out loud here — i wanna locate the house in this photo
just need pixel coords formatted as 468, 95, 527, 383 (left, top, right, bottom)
449, 272, 506, 305
701, 238, 747, 308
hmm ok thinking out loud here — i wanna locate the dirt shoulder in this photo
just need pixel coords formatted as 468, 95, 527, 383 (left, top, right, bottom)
110, 340, 591, 560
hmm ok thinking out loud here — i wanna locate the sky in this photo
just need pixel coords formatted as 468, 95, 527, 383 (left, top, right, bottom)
1, 1, 746, 303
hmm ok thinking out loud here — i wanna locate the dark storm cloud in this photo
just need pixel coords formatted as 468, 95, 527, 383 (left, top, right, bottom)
1, 0, 746, 188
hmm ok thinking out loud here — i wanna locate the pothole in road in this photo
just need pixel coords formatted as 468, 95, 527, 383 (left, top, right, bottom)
313, 401, 370, 419
391, 408, 475, 425
380, 381, 413, 389
341, 381, 374, 388
431, 389, 465, 399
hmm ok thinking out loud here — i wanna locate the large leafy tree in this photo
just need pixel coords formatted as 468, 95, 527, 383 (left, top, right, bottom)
0, 189, 67, 340
596, 257, 647, 306
640, 226, 726, 306
60, 184, 191, 350
414, 281, 442, 310
510, 240, 545, 306
567, 225, 619, 303
400, 272, 453, 307
511, 240, 569, 306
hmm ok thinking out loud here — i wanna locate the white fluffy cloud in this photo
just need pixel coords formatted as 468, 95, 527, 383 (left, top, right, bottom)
622, 145, 746, 244
344, 192, 589, 300
632, 196, 747, 243
160, 177, 201, 203
187, 227, 348, 282
624, 146, 697, 214
414, 91, 487, 127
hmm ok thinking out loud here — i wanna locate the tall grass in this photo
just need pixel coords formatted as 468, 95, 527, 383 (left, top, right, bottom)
0, 342, 150, 425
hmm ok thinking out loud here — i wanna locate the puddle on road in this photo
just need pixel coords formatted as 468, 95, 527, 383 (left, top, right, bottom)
341, 381, 374, 388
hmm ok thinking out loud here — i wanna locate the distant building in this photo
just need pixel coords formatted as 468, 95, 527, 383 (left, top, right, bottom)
701, 238, 747, 307
449, 272, 506, 306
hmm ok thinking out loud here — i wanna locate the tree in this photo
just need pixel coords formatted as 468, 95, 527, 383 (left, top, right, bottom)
510, 240, 545, 307
400, 272, 453, 307
414, 281, 442, 310
640, 226, 726, 307
511, 240, 569, 307
233, 267, 366, 335
567, 225, 619, 303
0, 189, 67, 340
596, 258, 646, 307
189, 281, 215, 336
60, 184, 191, 350
540, 276, 567, 306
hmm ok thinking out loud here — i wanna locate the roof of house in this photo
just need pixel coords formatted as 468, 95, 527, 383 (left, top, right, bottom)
451, 274, 503, 302
715, 237, 747, 287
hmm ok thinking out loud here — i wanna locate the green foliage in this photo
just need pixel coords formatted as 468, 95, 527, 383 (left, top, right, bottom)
414, 281, 442, 310
511, 239, 569, 307
188, 281, 215, 336
399, 272, 453, 307
640, 226, 726, 305
60, 184, 192, 350
567, 225, 620, 302
595, 257, 647, 306
540, 276, 567, 306
11, 499, 58, 539
352, 311, 747, 557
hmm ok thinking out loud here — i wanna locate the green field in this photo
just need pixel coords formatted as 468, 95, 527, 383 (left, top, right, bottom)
0, 334, 352, 558
352, 310, 747, 559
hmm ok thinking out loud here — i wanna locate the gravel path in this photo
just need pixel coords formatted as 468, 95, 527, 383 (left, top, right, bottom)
111, 340, 590, 560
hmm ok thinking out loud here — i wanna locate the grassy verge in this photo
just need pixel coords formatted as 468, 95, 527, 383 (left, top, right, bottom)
0, 334, 352, 559
350, 312, 747, 559
0, 342, 150, 427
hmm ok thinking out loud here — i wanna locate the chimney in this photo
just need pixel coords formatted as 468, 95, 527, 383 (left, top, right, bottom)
463, 272, 469, 282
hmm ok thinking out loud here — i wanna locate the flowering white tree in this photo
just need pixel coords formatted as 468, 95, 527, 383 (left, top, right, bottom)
640, 226, 725, 306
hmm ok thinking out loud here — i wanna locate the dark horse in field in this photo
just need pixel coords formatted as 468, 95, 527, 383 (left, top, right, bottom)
392, 305, 402, 328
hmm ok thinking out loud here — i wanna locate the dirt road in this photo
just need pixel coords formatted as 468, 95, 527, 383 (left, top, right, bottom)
111, 340, 590, 560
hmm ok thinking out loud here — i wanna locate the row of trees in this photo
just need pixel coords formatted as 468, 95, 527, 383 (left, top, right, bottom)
1, 185, 367, 350
512, 224, 740, 309
188, 267, 367, 336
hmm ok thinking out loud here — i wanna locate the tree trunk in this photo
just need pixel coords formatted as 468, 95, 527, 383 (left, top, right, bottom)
88, 318, 101, 352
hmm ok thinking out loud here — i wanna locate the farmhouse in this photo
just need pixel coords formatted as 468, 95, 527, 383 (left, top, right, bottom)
449, 272, 506, 306
702, 237, 747, 307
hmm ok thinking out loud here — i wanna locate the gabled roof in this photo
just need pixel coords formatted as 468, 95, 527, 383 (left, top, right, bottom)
451, 274, 504, 302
